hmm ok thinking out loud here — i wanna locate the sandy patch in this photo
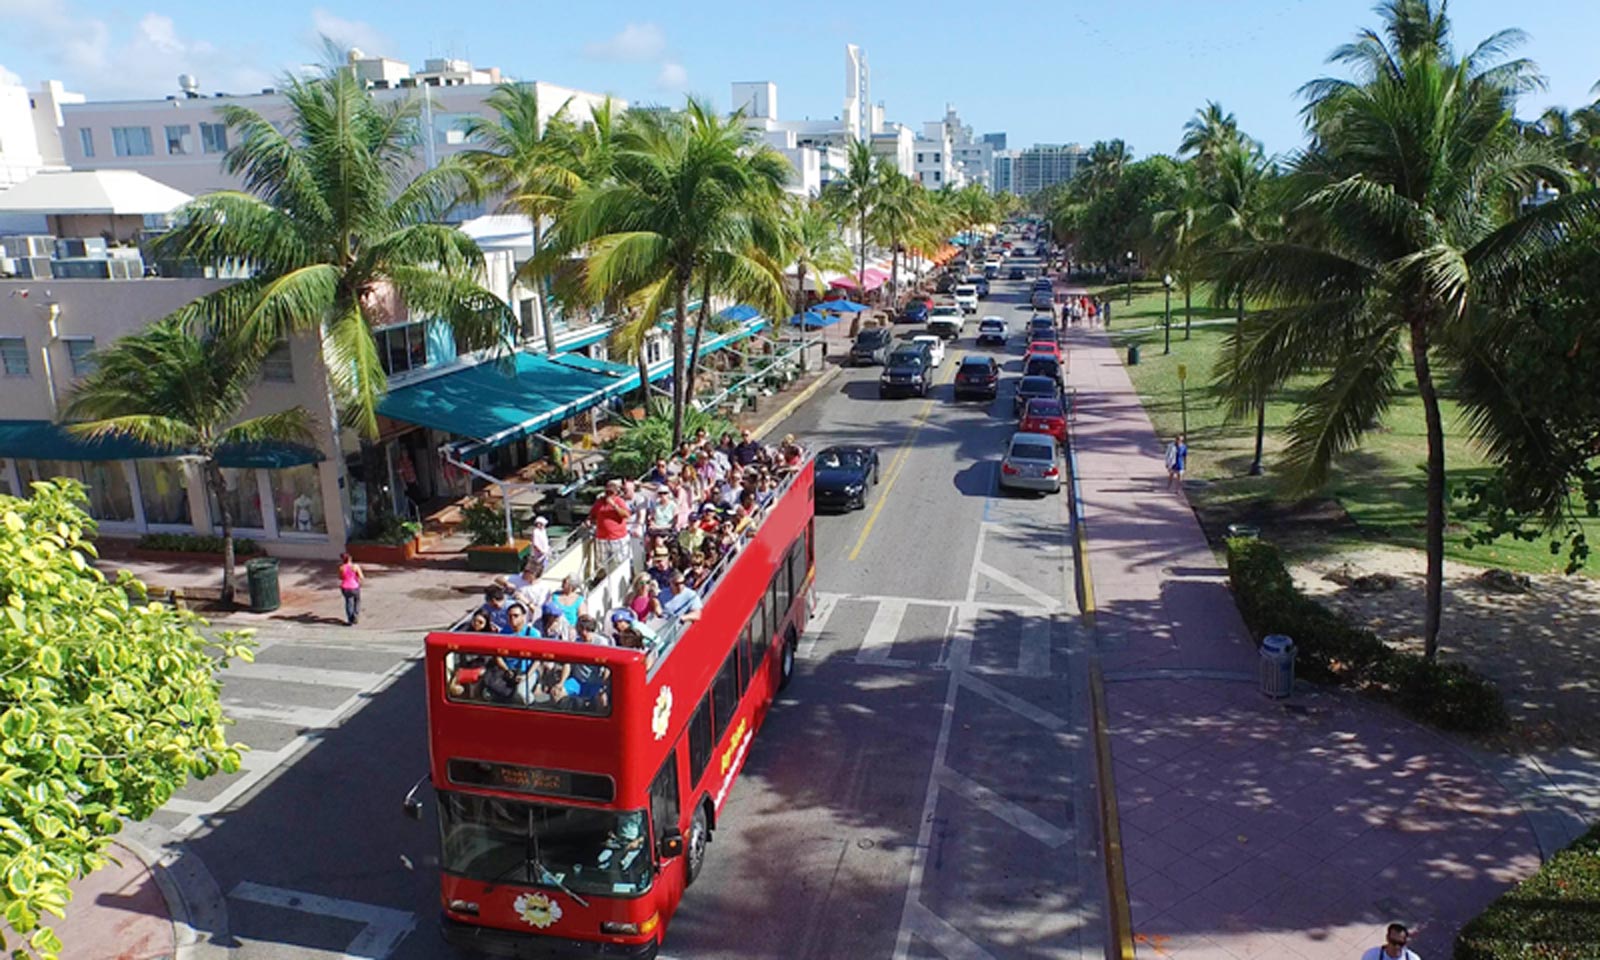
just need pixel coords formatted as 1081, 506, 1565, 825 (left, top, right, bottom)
1289, 547, 1600, 748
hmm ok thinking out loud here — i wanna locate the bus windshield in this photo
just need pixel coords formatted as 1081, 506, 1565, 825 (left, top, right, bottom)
439, 792, 652, 897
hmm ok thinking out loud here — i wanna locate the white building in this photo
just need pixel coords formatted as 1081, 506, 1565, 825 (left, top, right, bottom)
1005, 143, 1088, 196
0, 80, 83, 192
915, 121, 956, 188
58, 52, 617, 197
870, 124, 916, 177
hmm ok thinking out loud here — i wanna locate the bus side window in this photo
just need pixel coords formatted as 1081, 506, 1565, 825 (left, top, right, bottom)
712, 650, 738, 737
738, 624, 753, 697
750, 599, 770, 670
767, 577, 781, 642
688, 695, 713, 786
771, 567, 789, 628
649, 751, 681, 843
787, 540, 804, 605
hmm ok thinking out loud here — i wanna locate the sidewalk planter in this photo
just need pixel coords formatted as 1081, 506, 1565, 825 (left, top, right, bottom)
346, 537, 421, 565
466, 539, 531, 573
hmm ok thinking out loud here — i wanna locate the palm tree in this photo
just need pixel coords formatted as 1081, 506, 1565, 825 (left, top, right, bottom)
1083, 139, 1133, 196
63, 320, 316, 604
868, 171, 924, 306
1531, 104, 1600, 187
1149, 163, 1206, 340
552, 100, 790, 446
459, 83, 584, 354
823, 139, 886, 292
1179, 102, 1258, 182
1214, 0, 1600, 659
779, 197, 852, 321
154, 69, 514, 442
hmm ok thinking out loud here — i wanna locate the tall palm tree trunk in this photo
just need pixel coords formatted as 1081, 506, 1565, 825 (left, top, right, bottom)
794, 264, 808, 319
533, 221, 557, 354
684, 276, 712, 406
1243, 295, 1266, 476
671, 279, 690, 448
1183, 283, 1193, 340
1409, 319, 1446, 659
858, 208, 868, 292
889, 237, 900, 309
205, 461, 238, 605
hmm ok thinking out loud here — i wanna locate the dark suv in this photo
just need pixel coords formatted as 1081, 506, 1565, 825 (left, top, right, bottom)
953, 356, 1000, 401
850, 327, 894, 366
879, 348, 932, 398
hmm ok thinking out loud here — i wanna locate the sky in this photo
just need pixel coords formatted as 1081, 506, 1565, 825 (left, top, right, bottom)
1, 0, 1596, 161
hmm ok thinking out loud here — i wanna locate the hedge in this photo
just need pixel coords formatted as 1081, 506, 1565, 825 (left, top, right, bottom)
137, 532, 264, 556
1455, 821, 1600, 959
1224, 537, 1507, 734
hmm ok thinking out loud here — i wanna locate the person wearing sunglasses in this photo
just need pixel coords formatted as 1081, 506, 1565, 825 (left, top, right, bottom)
1361, 923, 1420, 960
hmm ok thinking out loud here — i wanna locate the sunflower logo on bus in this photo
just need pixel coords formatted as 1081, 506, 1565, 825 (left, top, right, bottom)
513, 891, 562, 929
651, 686, 673, 740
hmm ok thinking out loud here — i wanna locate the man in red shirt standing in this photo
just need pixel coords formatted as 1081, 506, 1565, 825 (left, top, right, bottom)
589, 478, 632, 572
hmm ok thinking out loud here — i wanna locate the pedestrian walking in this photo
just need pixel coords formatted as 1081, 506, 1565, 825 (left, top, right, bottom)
1165, 433, 1188, 490
588, 478, 633, 571
337, 552, 363, 625
1361, 924, 1421, 960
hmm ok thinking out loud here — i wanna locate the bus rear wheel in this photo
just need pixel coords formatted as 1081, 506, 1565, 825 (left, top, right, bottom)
686, 806, 709, 886
778, 627, 797, 691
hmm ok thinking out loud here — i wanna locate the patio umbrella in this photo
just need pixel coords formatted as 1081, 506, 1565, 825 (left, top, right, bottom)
818, 299, 870, 313
786, 310, 835, 328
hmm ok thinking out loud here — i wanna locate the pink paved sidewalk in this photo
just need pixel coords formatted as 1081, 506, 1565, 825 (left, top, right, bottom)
1064, 320, 1541, 960
51, 841, 174, 960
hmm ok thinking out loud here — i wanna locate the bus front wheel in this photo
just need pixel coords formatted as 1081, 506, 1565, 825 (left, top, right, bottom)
686, 806, 709, 886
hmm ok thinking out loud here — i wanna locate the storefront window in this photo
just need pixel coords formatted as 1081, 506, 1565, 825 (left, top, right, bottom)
137, 460, 191, 525
208, 467, 264, 530
16, 460, 134, 521
0, 458, 12, 497
270, 464, 326, 535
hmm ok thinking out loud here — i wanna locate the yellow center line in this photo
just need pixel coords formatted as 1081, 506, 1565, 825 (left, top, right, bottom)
847, 357, 955, 562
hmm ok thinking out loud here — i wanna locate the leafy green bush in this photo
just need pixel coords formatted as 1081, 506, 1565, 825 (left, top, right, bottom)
2, 481, 252, 957
605, 405, 736, 479
460, 499, 509, 547
138, 532, 263, 556
351, 515, 420, 546
1224, 537, 1508, 734
1455, 821, 1600, 960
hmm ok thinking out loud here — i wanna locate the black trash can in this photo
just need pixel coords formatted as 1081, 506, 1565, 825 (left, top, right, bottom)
1128, 343, 1141, 366
245, 557, 281, 613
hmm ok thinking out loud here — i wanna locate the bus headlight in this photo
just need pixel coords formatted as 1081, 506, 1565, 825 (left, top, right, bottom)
603, 913, 659, 936
447, 899, 480, 915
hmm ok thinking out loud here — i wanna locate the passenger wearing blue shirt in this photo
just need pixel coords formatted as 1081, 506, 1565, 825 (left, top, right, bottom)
661, 571, 703, 623
479, 585, 511, 633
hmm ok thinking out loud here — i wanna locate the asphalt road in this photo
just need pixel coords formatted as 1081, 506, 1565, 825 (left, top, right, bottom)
148, 247, 1104, 960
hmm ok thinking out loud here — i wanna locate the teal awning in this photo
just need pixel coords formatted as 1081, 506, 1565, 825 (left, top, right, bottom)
0, 421, 322, 467
377, 351, 640, 460
641, 319, 765, 381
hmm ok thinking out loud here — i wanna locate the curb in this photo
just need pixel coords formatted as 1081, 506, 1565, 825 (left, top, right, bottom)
751, 365, 842, 441
118, 821, 231, 960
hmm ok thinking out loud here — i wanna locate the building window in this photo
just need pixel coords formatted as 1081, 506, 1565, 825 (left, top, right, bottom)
261, 342, 294, 382
208, 467, 264, 530
934, 153, 941, 163
64, 338, 96, 377
136, 459, 191, 525
164, 124, 193, 155
0, 337, 28, 377
200, 122, 228, 154
269, 464, 326, 535
377, 321, 436, 376
916, 153, 924, 163
112, 126, 154, 157
933, 171, 941, 183
20, 460, 134, 522
78, 128, 95, 158
433, 113, 476, 146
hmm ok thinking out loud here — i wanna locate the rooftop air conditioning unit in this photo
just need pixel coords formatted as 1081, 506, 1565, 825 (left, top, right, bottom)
0, 257, 17, 277
11, 256, 52, 279
56, 237, 108, 259
8, 235, 56, 258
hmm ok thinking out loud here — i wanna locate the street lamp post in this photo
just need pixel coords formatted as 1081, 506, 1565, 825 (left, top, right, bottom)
1125, 251, 1134, 305
1162, 274, 1173, 355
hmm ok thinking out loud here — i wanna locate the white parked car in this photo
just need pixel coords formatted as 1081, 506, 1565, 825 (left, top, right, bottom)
911, 334, 946, 368
953, 284, 979, 314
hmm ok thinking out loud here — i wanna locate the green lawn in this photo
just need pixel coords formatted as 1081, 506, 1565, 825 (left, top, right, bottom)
1086, 282, 1599, 576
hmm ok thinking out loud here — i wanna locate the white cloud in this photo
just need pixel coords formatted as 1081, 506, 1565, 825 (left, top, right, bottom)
307, 8, 392, 59
656, 61, 688, 92
584, 23, 667, 63
0, 0, 273, 97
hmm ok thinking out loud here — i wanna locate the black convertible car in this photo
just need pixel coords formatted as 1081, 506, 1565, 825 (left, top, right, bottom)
814, 445, 881, 511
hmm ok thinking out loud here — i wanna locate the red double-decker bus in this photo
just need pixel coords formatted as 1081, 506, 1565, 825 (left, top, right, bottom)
413, 458, 815, 957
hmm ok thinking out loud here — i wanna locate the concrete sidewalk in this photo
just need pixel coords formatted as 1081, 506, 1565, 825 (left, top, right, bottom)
1064, 320, 1545, 960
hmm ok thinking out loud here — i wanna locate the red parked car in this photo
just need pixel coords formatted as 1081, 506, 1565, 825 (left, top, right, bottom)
1019, 397, 1068, 445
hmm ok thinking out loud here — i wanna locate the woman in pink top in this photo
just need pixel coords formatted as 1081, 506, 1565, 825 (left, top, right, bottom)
338, 552, 364, 626
625, 574, 662, 621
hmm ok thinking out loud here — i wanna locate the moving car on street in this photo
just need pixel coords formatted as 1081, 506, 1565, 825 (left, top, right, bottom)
880, 349, 931, 398
999, 431, 1062, 495
1013, 374, 1061, 416
977, 316, 1008, 346
953, 284, 979, 315
814, 445, 880, 511
1024, 354, 1065, 387
911, 334, 947, 368
927, 305, 964, 340
953, 355, 1000, 401
901, 299, 930, 324
849, 327, 894, 366
1019, 397, 1068, 445
1008, 265, 1027, 280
